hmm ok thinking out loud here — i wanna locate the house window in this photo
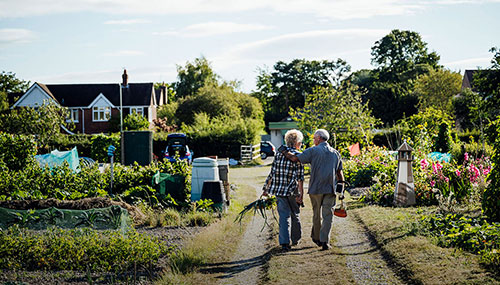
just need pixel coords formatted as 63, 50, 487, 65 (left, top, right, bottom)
67, 109, 79, 122
130, 107, 144, 116
93, 106, 111, 121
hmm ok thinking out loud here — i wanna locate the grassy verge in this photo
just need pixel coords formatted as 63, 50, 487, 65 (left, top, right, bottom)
156, 183, 257, 284
352, 205, 499, 284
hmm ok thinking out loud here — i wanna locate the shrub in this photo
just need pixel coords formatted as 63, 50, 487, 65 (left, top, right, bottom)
182, 113, 263, 158
123, 113, 149, 131
0, 133, 37, 171
483, 117, 500, 221
419, 214, 500, 269
433, 122, 452, 153
90, 133, 121, 162
343, 145, 397, 187
47, 134, 93, 157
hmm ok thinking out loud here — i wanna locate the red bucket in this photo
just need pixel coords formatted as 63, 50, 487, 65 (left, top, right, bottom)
334, 201, 347, 218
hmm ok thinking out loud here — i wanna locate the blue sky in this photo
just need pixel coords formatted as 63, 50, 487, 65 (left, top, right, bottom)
0, 0, 499, 92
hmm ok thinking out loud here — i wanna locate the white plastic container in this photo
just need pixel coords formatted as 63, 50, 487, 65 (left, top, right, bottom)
191, 157, 219, 201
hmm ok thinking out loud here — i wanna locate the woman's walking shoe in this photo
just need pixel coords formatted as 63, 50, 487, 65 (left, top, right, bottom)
321, 242, 332, 250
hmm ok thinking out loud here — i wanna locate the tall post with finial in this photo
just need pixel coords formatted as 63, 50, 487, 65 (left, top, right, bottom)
394, 140, 416, 206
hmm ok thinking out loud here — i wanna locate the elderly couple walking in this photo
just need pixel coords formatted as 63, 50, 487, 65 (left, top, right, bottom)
262, 129, 344, 251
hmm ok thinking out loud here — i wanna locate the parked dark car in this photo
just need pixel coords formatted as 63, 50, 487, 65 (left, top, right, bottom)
164, 133, 193, 164
260, 141, 276, 159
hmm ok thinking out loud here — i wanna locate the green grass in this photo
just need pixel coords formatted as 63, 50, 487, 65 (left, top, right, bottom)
353, 205, 499, 284
157, 183, 257, 284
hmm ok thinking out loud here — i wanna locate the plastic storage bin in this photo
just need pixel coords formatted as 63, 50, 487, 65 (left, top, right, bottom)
191, 157, 219, 201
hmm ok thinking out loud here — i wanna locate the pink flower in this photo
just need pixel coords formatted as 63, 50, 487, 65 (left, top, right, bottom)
464, 152, 469, 161
436, 162, 443, 171
455, 170, 461, 177
420, 159, 429, 169
483, 168, 490, 176
432, 163, 438, 174
444, 177, 449, 183
469, 165, 480, 182
430, 180, 436, 187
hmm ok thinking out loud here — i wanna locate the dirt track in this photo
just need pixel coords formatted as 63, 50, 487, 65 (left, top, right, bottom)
219, 163, 406, 285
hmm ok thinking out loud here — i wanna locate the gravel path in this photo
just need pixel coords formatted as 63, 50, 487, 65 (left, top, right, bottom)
217, 166, 274, 285
333, 208, 403, 285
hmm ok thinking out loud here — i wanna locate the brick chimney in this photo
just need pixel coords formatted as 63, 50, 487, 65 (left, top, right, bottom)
122, 69, 128, 86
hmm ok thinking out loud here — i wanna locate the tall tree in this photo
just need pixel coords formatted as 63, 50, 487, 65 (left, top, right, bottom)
413, 68, 462, 114
173, 56, 219, 99
253, 58, 350, 123
0, 101, 69, 148
354, 30, 441, 125
371, 29, 440, 80
290, 83, 379, 148
0, 71, 30, 111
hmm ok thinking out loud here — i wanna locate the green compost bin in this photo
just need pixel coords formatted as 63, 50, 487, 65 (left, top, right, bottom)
152, 171, 186, 202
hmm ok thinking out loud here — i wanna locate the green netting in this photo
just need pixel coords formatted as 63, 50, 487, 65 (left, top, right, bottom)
0, 205, 131, 231
152, 171, 186, 201
35, 147, 80, 172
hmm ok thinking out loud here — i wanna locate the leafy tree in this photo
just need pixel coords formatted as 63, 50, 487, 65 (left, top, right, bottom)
371, 29, 440, 79
472, 47, 500, 122
483, 116, 500, 221
455, 47, 500, 146
413, 68, 462, 114
0, 71, 30, 111
173, 57, 219, 99
123, 113, 149, 131
253, 58, 350, 122
157, 101, 179, 125
357, 29, 441, 125
0, 101, 69, 148
290, 84, 379, 149
175, 82, 263, 125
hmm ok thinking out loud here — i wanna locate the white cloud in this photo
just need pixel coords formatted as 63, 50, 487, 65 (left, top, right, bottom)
443, 57, 491, 69
3, 0, 493, 20
104, 19, 151, 25
155, 22, 272, 37
0, 28, 36, 44
102, 50, 145, 57
226, 29, 389, 56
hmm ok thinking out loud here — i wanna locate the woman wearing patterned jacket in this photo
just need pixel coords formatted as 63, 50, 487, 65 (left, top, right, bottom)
262, 129, 304, 251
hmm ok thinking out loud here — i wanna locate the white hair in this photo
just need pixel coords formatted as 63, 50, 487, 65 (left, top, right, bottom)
315, 129, 330, 141
284, 129, 304, 147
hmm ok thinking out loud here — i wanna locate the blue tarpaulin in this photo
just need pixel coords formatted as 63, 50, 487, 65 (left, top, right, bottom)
35, 147, 80, 172
427, 152, 451, 163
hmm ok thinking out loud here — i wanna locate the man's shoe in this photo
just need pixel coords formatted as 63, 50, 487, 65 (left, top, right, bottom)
291, 240, 299, 246
321, 242, 331, 250
312, 239, 321, 247
281, 244, 291, 251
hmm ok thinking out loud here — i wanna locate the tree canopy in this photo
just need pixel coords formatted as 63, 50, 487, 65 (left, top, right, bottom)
252, 58, 350, 123
0, 71, 30, 111
173, 56, 219, 99
351, 29, 441, 125
290, 83, 379, 148
413, 68, 462, 114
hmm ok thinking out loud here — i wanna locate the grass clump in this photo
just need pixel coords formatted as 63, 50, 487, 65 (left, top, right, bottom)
183, 210, 214, 227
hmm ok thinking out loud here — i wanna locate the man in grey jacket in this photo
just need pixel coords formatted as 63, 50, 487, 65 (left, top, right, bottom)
281, 129, 344, 250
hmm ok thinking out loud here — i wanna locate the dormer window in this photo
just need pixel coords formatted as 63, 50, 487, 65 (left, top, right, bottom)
93, 106, 111, 121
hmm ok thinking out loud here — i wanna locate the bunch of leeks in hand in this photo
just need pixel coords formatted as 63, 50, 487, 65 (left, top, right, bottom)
235, 195, 277, 231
